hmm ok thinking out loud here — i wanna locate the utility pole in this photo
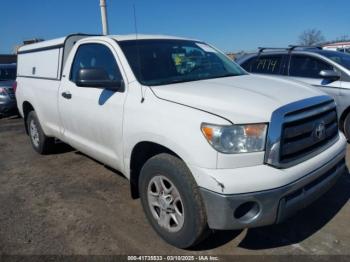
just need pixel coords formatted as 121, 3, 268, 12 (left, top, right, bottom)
100, 0, 109, 35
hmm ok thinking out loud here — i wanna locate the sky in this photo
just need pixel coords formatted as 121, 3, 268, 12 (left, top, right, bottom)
1, 0, 349, 53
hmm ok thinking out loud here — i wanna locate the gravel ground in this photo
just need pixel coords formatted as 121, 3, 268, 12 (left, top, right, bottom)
0, 116, 349, 255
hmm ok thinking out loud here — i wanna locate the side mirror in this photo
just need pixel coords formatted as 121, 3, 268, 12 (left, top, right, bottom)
319, 70, 341, 81
75, 68, 124, 91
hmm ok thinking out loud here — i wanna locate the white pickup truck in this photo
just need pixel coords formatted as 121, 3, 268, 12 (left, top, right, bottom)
16, 34, 347, 248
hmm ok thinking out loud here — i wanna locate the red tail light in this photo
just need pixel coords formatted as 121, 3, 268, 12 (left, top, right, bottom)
12, 81, 17, 93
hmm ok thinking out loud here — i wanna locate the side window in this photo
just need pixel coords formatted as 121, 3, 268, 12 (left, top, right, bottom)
240, 57, 256, 72
250, 55, 283, 75
70, 43, 122, 83
289, 55, 333, 78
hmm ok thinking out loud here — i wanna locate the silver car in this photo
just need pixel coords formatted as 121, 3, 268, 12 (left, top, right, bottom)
0, 63, 17, 118
237, 47, 350, 140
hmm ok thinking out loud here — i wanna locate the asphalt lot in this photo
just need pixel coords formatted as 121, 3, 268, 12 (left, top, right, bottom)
0, 115, 350, 255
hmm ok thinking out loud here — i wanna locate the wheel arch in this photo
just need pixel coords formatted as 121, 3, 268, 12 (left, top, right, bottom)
129, 141, 183, 199
339, 105, 350, 132
22, 101, 35, 134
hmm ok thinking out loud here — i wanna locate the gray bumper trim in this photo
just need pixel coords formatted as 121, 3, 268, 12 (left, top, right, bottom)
200, 151, 346, 230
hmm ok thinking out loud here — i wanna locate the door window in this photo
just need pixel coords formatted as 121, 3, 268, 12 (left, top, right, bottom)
250, 55, 283, 75
289, 55, 333, 78
240, 57, 255, 72
70, 43, 122, 83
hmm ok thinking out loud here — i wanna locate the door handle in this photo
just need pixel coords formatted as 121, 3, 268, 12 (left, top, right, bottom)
61, 91, 72, 99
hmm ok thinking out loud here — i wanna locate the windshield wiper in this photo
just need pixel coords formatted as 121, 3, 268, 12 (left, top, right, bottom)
169, 78, 199, 84
167, 74, 236, 84
148, 73, 241, 86
192, 73, 240, 82
214, 73, 239, 78
149, 77, 200, 86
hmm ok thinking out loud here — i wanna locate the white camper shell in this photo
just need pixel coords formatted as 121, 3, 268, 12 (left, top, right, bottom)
17, 34, 93, 80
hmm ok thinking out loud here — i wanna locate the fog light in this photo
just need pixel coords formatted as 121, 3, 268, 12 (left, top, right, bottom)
234, 201, 260, 222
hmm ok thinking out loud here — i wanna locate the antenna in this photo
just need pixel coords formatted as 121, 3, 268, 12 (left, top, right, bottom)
133, 4, 138, 37
133, 4, 145, 103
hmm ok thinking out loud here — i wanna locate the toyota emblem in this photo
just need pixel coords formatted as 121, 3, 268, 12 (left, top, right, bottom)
314, 121, 326, 140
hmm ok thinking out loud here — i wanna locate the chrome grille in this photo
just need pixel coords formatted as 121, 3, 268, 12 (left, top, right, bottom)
265, 96, 339, 168
280, 102, 338, 164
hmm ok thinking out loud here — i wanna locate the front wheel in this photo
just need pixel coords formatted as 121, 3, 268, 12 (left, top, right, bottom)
139, 153, 210, 248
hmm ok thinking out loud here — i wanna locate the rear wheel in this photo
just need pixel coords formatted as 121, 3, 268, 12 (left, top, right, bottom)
26, 111, 55, 154
139, 153, 210, 248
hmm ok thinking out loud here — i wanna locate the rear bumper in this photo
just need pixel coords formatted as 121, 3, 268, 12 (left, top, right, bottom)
200, 151, 346, 230
0, 97, 17, 114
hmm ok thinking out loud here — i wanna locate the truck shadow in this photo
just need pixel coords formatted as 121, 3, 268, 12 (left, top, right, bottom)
74, 151, 127, 179
192, 169, 350, 251
50, 142, 75, 154
190, 230, 243, 250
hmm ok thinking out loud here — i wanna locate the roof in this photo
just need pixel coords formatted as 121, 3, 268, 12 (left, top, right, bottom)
17, 34, 199, 53
241, 48, 343, 57
18, 37, 66, 52
111, 34, 198, 42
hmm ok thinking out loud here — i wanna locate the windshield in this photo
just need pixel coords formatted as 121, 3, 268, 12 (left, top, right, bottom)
0, 66, 16, 81
320, 51, 350, 70
118, 39, 246, 86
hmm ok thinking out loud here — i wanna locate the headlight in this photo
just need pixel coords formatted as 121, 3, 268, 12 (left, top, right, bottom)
201, 123, 267, 154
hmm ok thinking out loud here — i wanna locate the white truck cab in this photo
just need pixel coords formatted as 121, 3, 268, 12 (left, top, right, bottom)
16, 34, 347, 248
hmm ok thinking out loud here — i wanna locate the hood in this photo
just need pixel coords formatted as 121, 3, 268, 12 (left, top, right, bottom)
150, 74, 324, 123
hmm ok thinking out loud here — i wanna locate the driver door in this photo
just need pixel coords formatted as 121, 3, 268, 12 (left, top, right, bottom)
58, 42, 127, 170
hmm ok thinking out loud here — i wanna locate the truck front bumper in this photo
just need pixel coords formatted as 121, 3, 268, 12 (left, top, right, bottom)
199, 138, 346, 230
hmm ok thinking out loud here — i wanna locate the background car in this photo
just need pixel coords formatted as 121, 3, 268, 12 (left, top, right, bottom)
237, 46, 350, 140
0, 63, 17, 118
323, 41, 350, 54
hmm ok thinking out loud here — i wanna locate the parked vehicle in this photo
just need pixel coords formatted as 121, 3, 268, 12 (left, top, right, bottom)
237, 46, 350, 140
16, 35, 347, 248
0, 63, 17, 117
323, 41, 350, 54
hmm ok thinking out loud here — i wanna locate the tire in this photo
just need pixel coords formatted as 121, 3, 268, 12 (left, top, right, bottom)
343, 113, 350, 142
139, 153, 210, 248
26, 111, 55, 154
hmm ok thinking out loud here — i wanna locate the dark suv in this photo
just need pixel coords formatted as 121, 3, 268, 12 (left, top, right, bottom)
237, 47, 350, 140
0, 63, 17, 117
